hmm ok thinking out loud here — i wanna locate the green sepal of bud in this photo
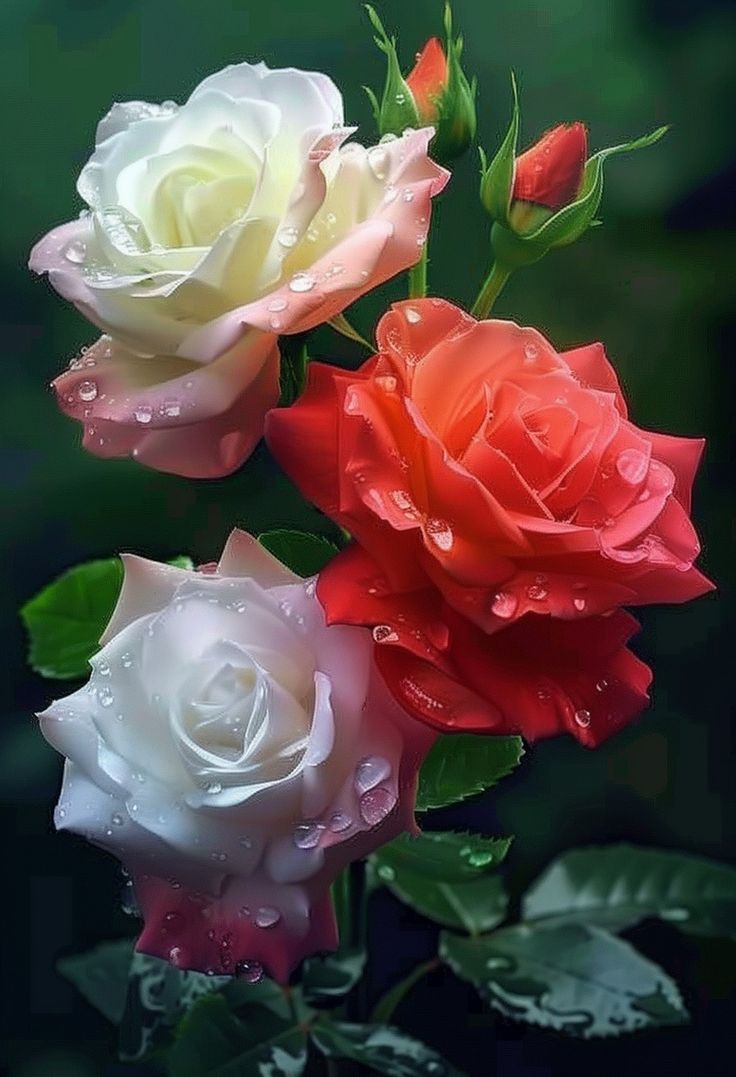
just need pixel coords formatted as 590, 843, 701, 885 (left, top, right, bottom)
364, 4, 420, 137
432, 2, 477, 163
479, 72, 520, 225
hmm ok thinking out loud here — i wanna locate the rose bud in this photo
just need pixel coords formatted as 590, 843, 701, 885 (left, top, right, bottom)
38, 531, 434, 982
366, 3, 476, 163
480, 76, 667, 270
508, 122, 588, 234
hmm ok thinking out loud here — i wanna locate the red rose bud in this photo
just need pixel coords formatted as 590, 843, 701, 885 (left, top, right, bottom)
513, 122, 588, 211
406, 37, 448, 124
366, 3, 476, 163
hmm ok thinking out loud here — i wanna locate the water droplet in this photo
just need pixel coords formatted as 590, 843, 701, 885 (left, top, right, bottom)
573, 596, 587, 612
377, 863, 396, 882
355, 756, 392, 794
524, 342, 539, 363
491, 591, 518, 619
368, 146, 389, 179
328, 811, 352, 833
98, 685, 114, 708
134, 404, 153, 424
77, 380, 98, 402
238, 835, 253, 848
168, 946, 184, 966
210, 850, 228, 862
402, 188, 415, 202
616, 448, 649, 485
268, 297, 288, 313
425, 518, 454, 551
111, 812, 124, 826
373, 624, 399, 644
65, 240, 87, 264
405, 306, 421, 324
269, 316, 282, 330
574, 709, 591, 728
384, 183, 398, 203
375, 375, 397, 392
526, 584, 548, 601
235, 959, 263, 983
359, 787, 396, 826
596, 679, 608, 692
161, 399, 181, 418
416, 233, 428, 247
206, 781, 223, 795
293, 821, 323, 849
289, 272, 316, 293
97, 659, 111, 677
277, 225, 299, 248
254, 906, 280, 928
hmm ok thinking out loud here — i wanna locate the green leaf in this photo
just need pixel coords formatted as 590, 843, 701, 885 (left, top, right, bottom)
416, 735, 523, 811
57, 938, 134, 1024
523, 844, 736, 938
440, 923, 688, 1038
167, 993, 307, 1077
22, 557, 123, 680
119, 953, 229, 1062
302, 948, 367, 1006
257, 530, 338, 577
370, 831, 510, 934
479, 72, 519, 224
311, 1020, 463, 1076
22, 555, 192, 680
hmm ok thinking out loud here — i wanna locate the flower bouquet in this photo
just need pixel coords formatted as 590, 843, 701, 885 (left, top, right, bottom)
20, 4, 733, 1074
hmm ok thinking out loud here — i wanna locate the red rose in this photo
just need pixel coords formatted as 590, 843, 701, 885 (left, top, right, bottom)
266, 299, 712, 745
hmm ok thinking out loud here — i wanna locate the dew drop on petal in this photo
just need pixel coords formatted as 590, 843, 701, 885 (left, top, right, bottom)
523, 342, 539, 363
425, 518, 454, 552
354, 756, 391, 794
65, 240, 87, 264
293, 821, 323, 849
573, 596, 587, 612
526, 584, 548, 601
98, 685, 114, 708
373, 624, 399, 644
267, 297, 288, 313
377, 863, 396, 882
277, 225, 299, 248
402, 188, 415, 202
134, 405, 153, 424
161, 399, 181, 418
574, 708, 591, 728
359, 787, 396, 826
596, 679, 608, 692
328, 811, 352, 833
254, 906, 280, 928
616, 448, 649, 486
289, 272, 316, 293
405, 306, 422, 324
168, 946, 184, 967
375, 375, 397, 392
206, 781, 223, 795
235, 959, 263, 983
111, 813, 124, 827
491, 591, 518, 619
78, 380, 98, 402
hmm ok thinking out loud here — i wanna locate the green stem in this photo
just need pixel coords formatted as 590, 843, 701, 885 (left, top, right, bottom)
471, 261, 511, 319
408, 242, 429, 299
371, 957, 440, 1024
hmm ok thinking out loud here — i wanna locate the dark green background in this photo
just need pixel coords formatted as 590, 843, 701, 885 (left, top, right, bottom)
2, 1, 734, 1074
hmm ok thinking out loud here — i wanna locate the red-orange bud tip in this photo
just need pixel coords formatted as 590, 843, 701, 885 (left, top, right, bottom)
406, 37, 448, 124
512, 122, 588, 211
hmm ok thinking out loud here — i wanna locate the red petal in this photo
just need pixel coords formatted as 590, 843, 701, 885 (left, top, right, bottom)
513, 123, 588, 211
406, 37, 448, 123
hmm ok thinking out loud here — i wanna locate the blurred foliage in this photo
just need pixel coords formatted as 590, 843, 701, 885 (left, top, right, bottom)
2, 0, 734, 1074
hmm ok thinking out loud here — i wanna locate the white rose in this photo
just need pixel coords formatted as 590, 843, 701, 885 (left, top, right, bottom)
39, 531, 433, 981
29, 63, 449, 478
